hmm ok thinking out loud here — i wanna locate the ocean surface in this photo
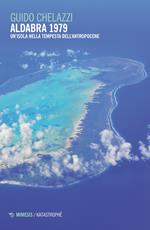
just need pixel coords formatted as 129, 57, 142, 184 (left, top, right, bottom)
0, 0, 150, 229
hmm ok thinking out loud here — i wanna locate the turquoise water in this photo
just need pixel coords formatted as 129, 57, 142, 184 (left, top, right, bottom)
0, 56, 147, 188
0, 67, 101, 154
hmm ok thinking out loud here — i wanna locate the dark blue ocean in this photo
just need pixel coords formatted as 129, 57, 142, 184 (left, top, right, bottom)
0, 0, 150, 229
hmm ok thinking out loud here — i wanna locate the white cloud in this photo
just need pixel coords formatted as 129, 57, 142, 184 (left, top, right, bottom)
34, 140, 44, 150
100, 129, 134, 166
23, 51, 37, 57
47, 63, 54, 71
51, 161, 62, 177
47, 51, 60, 57
103, 144, 118, 166
100, 129, 113, 146
60, 64, 66, 70
70, 155, 82, 172
73, 59, 78, 62
23, 50, 60, 59
63, 154, 82, 172
49, 150, 66, 160
89, 143, 100, 150
36, 114, 42, 121
139, 135, 150, 159
117, 142, 132, 161
38, 51, 47, 58
36, 130, 44, 139
38, 61, 56, 71
39, 63, 47, 70
21, 64, 29, 70
66, 49, 89, 58
0, 114, 38, 169
19, 115, 32, 147
38, 163, 52, 177
66, 49, 76, 57
38, 51, 60, 58
0, 124, 13, 148
83, 51, 89, 56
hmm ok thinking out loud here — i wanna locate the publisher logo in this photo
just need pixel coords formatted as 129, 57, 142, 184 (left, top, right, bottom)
8, 212, 15, 218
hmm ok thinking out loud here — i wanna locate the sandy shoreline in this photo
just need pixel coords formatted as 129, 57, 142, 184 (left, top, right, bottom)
65, 82, 105, 149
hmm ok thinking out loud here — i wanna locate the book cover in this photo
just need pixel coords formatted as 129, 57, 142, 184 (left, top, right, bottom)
0, 0, 149, 229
